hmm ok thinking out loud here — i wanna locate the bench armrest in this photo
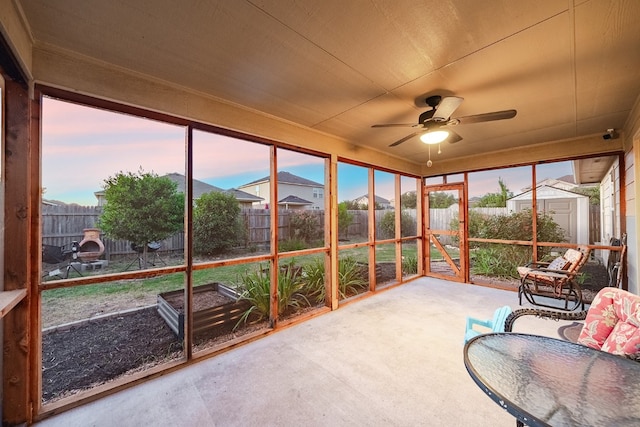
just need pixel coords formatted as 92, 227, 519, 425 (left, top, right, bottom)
504, 308, 587, 332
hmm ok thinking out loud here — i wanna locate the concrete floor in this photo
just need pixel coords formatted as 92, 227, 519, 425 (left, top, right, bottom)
34, 277, 576, 427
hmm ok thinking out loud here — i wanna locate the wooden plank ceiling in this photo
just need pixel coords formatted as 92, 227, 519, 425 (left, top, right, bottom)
16, 0, 640, 179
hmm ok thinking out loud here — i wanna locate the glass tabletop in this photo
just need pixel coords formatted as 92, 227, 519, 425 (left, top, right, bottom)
464, 333, 640, 427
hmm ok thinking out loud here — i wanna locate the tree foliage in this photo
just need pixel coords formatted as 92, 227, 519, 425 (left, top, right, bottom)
289, 210, 322, 243
338, 201, 354, 239
193, 191, 245, 255
342, 200, 363, 210
379, 211, 415, 238
98, 170, 184, 251
401, 191, 417, 209
429, 191, 456, 208
573, 186, 600, 205
461, 208, 567, 276
475, 178, 513, 207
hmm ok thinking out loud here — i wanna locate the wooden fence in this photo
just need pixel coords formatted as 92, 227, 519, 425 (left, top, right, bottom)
41, 204, 602, 256
41, 205, 325, 257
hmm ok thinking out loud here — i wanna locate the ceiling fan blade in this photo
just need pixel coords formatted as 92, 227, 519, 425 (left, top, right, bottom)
389, 132, 422, 147
372, 123, 418, 128
453, 109, 517, 125
433, 96, 464, 121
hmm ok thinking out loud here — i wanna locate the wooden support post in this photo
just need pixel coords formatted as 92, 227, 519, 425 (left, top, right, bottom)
531, 166, 538, 262
269, 147, 278, 327
368, 169, 376, 291
327, 157, 338, 309
184, 127, 194, 359
3, 77, 32, 425
417, 178, 424, 276
395, 175, 402, 282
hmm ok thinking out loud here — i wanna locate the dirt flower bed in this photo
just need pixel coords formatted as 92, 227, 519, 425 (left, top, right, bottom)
42, 288, 260, 403
42, 307, 182, 402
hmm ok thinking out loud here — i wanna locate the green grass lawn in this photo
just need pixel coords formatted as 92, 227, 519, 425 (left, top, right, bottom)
42, 242, 426, 304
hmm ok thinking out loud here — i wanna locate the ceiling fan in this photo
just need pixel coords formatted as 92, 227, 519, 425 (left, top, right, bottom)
372, 95, 517, 148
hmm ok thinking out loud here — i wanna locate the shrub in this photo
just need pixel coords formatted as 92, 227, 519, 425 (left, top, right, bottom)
457, 208, 566, 278
236, 262, 309, 326
338, 256, 368, 298
302, 256, 369, 302
302, 258, 326, 304
193, 192, 245, 255
380, 210, 415, 239
338, 202, 354, 239
289, 211, 322, 243
402, 255, 418, 275
470, 245, 531, 279
279, 238, 307, 252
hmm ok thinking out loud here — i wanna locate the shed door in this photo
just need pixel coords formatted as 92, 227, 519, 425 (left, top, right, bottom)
515, 198, 577, 243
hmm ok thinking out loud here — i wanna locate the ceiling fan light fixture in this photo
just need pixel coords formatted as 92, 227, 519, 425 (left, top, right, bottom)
420, 130, 449, 144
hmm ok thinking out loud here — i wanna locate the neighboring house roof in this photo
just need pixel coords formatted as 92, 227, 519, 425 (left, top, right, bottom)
278, 195, 312, 205
354, 194, 391, 204
164, 172, 225, 198
241, 171, 322, 187
95, 173, 264, 203
164, 173, 264, 202
556, 174, 576, 184
226, 188, 263, 203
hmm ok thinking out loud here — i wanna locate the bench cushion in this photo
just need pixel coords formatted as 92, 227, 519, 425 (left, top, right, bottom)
578, 287, 640, 355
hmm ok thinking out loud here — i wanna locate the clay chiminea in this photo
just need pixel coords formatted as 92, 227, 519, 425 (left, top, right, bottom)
78, 228, 105, 262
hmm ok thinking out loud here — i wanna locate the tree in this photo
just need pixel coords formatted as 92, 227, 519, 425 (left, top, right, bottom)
574, 186, 600, 205
429, 191, 456, 208
193, 191, 245, 255
338, 201, 354, 239
475, 178, 512, 207
401, 191, 417, 209
380, 210, 415, 238
98, 170, 184, 267
342, 200, 364, 210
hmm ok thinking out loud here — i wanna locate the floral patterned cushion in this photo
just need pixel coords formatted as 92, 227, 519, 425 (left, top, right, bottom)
577, 287, 640, 356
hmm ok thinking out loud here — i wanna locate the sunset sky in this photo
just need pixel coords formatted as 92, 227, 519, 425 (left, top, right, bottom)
41, 97, 571, 206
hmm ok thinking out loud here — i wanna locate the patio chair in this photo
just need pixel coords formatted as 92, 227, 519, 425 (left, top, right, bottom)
607, 234, 627, 288
505, 287, 640, 361
517, 245, 590, 311
464, 305, 512, 343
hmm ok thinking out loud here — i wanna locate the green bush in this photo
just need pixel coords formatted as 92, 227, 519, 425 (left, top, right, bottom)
338, 202, 354, 239
459, 208, 566, 278
289, 211, 322, 243
301, 256, 369, 302
402, 255, 418, 275
470, 245, 531, 279
302, 258, 326, 304
379, 210, 415, 239
193, 192, 245, 255
338, 256, 368, 299
279, 238, 307, 252
236, 262, 309, 326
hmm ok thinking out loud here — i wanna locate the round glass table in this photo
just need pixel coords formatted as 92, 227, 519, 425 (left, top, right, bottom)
464, 333, 640, 426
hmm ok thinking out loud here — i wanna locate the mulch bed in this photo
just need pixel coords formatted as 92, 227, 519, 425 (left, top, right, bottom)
42, 307, 182, 402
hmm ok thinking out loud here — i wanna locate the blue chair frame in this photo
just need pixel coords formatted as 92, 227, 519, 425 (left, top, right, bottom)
464, 305, 512, 343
